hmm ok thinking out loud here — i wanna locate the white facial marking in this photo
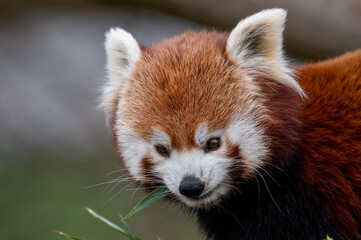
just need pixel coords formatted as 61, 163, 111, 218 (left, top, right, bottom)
115, 112, 147, 181
155, 149, 232, 208
151, 129, 171, 147
195, 123, 208, 146
115, 110, 270, 209
226, 114, 269, 179
195, 123, 224, 148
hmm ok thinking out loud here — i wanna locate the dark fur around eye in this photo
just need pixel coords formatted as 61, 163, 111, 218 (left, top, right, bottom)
155, 145, 170, 157
205, 138, 221, 152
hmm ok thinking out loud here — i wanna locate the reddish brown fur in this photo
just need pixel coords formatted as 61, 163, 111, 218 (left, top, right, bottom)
110, 30, 361, 238
254, 75, 303, 164
120, 31, 265, 150
226, 144, 246, 180
140, 156, 161, 187
297, 50, 361, 238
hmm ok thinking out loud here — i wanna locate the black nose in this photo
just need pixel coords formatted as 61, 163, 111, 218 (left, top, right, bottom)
179, 176, 205, 198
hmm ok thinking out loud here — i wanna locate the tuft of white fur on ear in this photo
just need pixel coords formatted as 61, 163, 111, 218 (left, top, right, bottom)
101, 28, 141, 125
227, 9, 305, 98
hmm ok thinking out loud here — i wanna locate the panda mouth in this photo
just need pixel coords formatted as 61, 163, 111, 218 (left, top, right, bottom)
196, 184, 220, 200
185, 183, 222, 202
176, 181, 230, 209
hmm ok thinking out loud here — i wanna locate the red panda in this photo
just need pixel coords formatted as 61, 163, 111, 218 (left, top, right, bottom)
101, 9, 361, 240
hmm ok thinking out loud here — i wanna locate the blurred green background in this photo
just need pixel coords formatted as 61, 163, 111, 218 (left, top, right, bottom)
0, 152, 200, 240
0, 0, 360, 239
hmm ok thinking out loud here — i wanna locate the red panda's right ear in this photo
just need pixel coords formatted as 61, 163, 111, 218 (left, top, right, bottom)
101, 28, 141, 126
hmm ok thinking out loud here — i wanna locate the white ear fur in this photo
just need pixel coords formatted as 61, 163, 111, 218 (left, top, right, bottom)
227, 9, 305, 97
101, 28, 141, 124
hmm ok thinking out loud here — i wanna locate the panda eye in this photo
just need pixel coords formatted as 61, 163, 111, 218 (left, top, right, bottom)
205, 137, 221, 152
155, 145, 170, 157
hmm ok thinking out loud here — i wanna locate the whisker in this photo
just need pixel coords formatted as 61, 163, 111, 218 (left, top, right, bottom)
128, 183, 145, 209
216, 203, 245, 232
102, 177, 133, 195
102, 181, 135, 207
161, 203, 181, 219
106, 169, 126, 175
125, 186, 159, 191
244, 162, 283, 187
255, 177, 261, 205
83, 180, 119, 189
108, 177, 133, 193
251, 167, 285, 216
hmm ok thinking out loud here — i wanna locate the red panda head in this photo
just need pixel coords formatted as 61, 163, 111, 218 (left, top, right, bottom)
101, 9, 304, 208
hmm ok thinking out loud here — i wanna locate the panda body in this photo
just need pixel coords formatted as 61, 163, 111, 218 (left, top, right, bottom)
101, 9, 361, 239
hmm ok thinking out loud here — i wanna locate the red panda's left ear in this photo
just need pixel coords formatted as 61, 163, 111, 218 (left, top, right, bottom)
227, 9, 305, 98
101, 28, 141, 126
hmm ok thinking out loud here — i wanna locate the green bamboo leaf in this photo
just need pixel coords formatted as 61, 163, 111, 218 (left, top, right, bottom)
122, 186, 168, 221
54, 230, 84, 240
85, 207, 140, 240
120, 213, 137, 240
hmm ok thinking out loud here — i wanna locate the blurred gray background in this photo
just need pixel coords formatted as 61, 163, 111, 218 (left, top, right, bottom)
0, 0, 360, 240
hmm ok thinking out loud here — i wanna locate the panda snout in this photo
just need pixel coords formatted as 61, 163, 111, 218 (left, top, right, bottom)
179, 175, 205, 198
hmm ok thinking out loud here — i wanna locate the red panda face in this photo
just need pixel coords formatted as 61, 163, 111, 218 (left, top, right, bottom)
115, 32, 270, 207
102, 9, 304, 208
